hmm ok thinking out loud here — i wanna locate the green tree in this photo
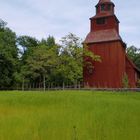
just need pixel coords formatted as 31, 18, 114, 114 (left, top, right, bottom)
127, 46, 140, 69
24, 45, 58, 90
39, 36, 59, 54
53, 33, 101, 86
0, 19, 7, 30
17, 35, 59, 90
16, 36, 39, 88
17, 36, 38, 53
0, 19, 18, 89
17, 35, 39, 63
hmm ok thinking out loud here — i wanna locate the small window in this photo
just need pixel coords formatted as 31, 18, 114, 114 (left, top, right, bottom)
107, 4, 111, 11
96, 18, 106, 25
101, 4, 105, 11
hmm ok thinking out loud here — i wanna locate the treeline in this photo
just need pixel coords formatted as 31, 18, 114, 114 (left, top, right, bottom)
0, 19, 140, 90
0, 19, 100, 90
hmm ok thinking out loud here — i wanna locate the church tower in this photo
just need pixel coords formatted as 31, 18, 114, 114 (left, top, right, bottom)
92, 0, 119, 33
83, 0, 140, 88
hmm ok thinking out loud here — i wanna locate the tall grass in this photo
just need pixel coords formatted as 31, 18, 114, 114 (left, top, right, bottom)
0, 91, 139, 140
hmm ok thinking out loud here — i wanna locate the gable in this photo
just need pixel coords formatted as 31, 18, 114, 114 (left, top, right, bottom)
126, 55, 140, 73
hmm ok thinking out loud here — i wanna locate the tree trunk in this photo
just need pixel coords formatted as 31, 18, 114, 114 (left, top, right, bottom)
63, 82, 65, 90
22, 78, 24, 91
43, 75, 46, 91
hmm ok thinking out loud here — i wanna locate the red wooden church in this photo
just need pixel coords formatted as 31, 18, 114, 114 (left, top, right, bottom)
83, 0, 140, 88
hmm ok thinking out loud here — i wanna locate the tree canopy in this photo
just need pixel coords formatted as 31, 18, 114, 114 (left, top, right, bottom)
2, 19, 140, 89
126, 46, 140, 70
0, 19, 18, 89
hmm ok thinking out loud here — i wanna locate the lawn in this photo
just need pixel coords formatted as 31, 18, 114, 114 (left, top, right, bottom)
0, 90, 140, 140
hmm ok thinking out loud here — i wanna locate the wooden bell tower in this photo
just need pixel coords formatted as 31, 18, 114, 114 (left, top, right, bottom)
83, 0, 140, 88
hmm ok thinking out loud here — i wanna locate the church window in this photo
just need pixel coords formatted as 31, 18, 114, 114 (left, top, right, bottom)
96, 18, 106, 25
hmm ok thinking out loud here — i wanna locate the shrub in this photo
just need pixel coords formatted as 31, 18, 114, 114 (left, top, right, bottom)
122, 73, 129, 88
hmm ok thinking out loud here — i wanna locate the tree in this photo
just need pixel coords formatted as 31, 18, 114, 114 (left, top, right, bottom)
16, 36, 39, 89
40, 36, 55, 47
17, 35, 39, 61
0, 19, 18, 89
17, 35, 60, 90
53, 33, 101, 86
24, 45, 58, 90
39, 36, 59, 54
127, 46, 140, 70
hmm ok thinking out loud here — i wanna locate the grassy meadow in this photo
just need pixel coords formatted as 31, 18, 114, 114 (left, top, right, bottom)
0, 90, 140, 140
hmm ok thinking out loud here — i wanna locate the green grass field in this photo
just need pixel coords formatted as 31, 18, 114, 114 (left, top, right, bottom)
0, 90, 140, 140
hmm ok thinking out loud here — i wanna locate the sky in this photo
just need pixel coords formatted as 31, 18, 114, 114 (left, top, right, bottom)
0, 0, 140, 47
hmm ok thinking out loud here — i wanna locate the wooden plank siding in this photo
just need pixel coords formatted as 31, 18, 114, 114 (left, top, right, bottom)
83, 41, 126, 88
83, 0, 140, 88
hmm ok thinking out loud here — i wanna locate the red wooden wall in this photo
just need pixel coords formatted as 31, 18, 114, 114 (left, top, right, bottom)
83, 41, 126, 88
90, 16, 119, 33
83, 0, 140, 88
125, 57, 137, 88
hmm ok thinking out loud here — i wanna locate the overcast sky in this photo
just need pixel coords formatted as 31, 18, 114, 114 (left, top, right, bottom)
0, 0, 140, 47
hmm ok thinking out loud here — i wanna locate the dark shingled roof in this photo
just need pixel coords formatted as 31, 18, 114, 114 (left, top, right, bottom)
92, 13, 113, 18
126, 55, 140, 72
90, 14, 120, 23
84, 29, 122, 44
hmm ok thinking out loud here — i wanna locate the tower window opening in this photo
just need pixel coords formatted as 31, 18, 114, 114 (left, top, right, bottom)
96, 18, 106, 25
107, 4, 111, 11
96, 6, 99, 13
101, 4, 105, 11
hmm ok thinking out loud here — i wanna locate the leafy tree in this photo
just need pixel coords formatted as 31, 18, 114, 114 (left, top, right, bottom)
24, 45, 58, 90
40, 36, 55, 47
17, 36, 38, 52
52, 33, 101, 86
0, 19, 7, 31
0, 19, 18, 89
46, 36, 56, 48
39, 36, 59, 54
17, 35, 59, 90
17, 35, 39, 61
127, 46, 140, 69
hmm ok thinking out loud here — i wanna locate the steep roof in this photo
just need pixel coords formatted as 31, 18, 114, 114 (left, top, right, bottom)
90, 14, 120, 23
91, 13, 113, 18
84, 29, 122, 44
126, 55, 140, 72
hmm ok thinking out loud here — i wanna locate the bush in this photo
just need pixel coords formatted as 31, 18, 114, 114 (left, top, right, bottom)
122, 73, 129, 88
